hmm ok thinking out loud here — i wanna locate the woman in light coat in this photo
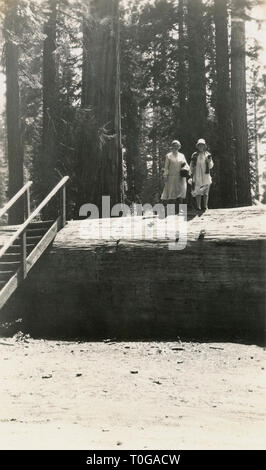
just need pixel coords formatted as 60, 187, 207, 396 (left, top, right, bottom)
190, 138, 214, 212
161, 140, 190, 211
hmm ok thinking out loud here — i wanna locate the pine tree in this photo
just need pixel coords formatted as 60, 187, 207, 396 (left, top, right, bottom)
120, 6, 144, 205
41, 0, 58, 205
187, 0, 207, 156
214, 0, 236, 207
79, 0, 122, 212
246, 39, 266, 202
136, 0, 180, 202
3, 0, 24, 223
177, 0, 188, 156
231, 0, 252, 206
0, 110, 8, 212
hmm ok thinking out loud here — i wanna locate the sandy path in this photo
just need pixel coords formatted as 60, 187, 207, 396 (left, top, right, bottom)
0, 338, 265, 449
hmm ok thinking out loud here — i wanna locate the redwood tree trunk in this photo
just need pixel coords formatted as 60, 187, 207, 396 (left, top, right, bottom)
178, 0, 188, 156
231, 0, 252, 206
80, 0, 122, 213
5, 0, 24, 224
187, 0, 207, 156
214, 0, 236, 207
123, 91, 141, 203
41, 0, 57, 210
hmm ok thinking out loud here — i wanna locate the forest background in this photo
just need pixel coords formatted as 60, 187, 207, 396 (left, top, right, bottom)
0, 0, 265, 223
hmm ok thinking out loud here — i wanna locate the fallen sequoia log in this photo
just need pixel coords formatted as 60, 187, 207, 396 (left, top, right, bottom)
2, 206, 266, 343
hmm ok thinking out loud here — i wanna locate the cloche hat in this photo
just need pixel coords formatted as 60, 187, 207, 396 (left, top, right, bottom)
172, 140, 181, 148
196, 138, 207, 148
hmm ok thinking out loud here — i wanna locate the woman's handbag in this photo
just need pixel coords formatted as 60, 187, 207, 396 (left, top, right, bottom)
180, 162, 189, 178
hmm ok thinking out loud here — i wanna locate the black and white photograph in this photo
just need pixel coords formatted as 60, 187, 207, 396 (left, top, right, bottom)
0, 0, 265, 453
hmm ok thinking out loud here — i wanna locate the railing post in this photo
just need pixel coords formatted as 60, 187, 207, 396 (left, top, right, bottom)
0, 177, 69, 261
24, 186, 31, 220
21, 231, 27, 280
60, 185, 66, 228
0, 181, 32, 221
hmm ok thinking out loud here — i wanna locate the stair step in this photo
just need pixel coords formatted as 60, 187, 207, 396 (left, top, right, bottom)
6, 246, 21, 254
0, 270, 14, 280
1, 253, 20, 262
25, 246, 36, 255
26, 235, 43, 243
28, 220, 54, 229
8, 243, 35, 252
0, 261, 20, 270
26, 228, 48, 236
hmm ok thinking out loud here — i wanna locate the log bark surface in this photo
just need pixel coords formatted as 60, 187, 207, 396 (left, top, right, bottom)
4, 207, 266, 343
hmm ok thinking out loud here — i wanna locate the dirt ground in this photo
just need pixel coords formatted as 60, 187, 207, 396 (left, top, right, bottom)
0, 336, 265, 450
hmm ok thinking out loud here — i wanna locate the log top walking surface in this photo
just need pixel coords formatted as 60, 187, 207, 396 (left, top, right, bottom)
54, 206, 266, 248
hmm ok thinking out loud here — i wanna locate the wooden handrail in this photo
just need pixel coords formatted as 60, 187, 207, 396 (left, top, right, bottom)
0, 181, 33, 219
0, 176, 69, 258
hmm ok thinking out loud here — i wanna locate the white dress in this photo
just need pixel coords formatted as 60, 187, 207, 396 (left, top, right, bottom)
161, 152, 190, 200
190, 152, 214, 197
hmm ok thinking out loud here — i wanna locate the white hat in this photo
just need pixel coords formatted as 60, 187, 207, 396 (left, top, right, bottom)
196, 138, 207, 148
172, 140, 181, 148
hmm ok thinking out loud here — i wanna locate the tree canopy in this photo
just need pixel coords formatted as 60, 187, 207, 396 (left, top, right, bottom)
0, 0, 265, 219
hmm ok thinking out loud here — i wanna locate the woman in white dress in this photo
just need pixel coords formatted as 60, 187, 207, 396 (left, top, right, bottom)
161, 140, 190, 211
190, 138, 214, 212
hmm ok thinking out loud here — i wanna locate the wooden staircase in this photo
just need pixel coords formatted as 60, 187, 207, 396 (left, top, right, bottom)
0, 220, 54, 290
0, 177, 69, 309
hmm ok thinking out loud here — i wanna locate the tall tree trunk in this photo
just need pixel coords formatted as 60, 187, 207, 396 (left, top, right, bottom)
4, 0, 24, 224
178, 0, 188, 156
231, 0, 251, 206
114, 0, 123, 203
152, 118, 159, 204
77, 16, 100, 211
79, 0, 122, 213
41, 0, 57, 209
214, 0, 236, 207
252, 70, 259, 200
187, 0, 207, 156
152, 45, 159, 203
123, 91, 141, 204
